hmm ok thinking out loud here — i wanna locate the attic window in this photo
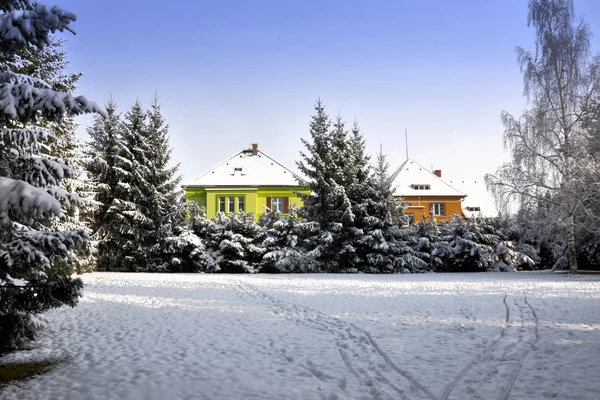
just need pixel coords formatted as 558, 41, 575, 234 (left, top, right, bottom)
232, 167, 244, 176
412, 184, 431, 190
466, 206, 481, 212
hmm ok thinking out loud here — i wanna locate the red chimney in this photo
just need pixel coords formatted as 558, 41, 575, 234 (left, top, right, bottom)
433, 169, 442, 177
251, 143, 258, 155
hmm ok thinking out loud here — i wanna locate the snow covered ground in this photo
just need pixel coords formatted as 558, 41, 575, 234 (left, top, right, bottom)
1, 272, 600, 400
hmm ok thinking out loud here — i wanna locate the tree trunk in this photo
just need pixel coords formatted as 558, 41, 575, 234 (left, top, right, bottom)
567, 214, 578, 274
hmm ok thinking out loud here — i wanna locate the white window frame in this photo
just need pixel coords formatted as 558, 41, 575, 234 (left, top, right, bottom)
271, 197, 285, 212
431, 203, 446, 216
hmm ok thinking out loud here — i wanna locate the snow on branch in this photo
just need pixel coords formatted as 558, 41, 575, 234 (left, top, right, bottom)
0, 82, 105, 122
0, 71, 51, 88
0, 177, 62, 220
0, 2, 76, 51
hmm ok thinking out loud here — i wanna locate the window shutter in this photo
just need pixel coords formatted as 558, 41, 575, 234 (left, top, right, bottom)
284, 197, 289, 213
266, 197, 272, 210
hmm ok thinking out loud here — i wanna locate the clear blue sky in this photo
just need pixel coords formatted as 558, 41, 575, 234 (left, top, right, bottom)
56, 0, 600, 182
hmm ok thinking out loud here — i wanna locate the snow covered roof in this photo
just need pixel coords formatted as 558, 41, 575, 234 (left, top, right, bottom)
391, 159, 466, 198
445, 178, 499, 218
184, 145, 302, 187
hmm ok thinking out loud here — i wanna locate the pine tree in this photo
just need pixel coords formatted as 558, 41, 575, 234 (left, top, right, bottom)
260, 206, 319, 273
111, 101, 155, 271
357, 149, 428, 273
213, 212, 266, 273
188, 204, 220, 272
296, 101, 359, 272
0, 1, 103, 353
86, 100, 131, 271
157, 201, 216, 272
19, 37, 99, 273
145, 96, 184, 270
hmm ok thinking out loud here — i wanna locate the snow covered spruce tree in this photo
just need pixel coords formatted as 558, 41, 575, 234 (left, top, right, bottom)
0, 1, 103, 352
23, 37, 98, 272
88, 98, 183, 271
211, 212, 266, 273
114, 101, 156, 271
144, 96, 184, 270
260, 206, 319, 273
356, 149, 428, 273
486, 0, 600, 274
297, 100, 427, 273
86, 100, 132, 271
296, 101, 356, 272
157, 201, 219, 273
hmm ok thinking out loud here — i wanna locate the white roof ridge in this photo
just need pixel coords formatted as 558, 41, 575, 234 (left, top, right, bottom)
391, 158, 410, 179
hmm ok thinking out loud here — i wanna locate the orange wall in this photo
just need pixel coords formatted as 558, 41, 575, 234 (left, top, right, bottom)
398, 196, 465, 223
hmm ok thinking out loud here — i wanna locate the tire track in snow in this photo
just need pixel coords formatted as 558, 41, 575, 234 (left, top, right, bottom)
439, 294, 510, 400
441, 293, 540, 400
499, 295, 540, 400
235, 281, 436, 400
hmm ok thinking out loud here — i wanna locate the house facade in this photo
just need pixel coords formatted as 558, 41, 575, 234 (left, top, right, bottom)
391, 159, 467, 223
184, 144, 309, 220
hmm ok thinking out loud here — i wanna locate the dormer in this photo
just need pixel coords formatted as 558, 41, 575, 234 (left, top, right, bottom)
411, 184, 431, 190
232, 167, 245, 176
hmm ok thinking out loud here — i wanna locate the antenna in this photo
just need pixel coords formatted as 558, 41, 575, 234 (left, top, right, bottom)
405, 128, 409, 160
380, 142, 383, 155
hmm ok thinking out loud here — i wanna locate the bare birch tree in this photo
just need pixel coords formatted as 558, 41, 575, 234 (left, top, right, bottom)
486, 0, 600, 274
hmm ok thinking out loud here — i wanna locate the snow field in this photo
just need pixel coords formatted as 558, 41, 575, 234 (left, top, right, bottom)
1, 272, 599, 400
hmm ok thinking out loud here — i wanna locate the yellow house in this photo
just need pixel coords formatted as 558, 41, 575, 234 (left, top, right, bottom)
391, 159, 467, 223
183, 144, 309, 221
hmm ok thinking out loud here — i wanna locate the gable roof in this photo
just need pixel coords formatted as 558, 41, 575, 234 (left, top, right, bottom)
445, 178, 499, 218
391, 159, 466, 198
184, 147, 301, 187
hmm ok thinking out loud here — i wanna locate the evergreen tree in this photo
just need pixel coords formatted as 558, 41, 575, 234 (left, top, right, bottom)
357, 149, 427, 273
86, 100, 131, 271
188, 204, 220, 271
113, 101, 155, 271
296, 101, 359, 272
212, 212, 266, 273
157, 202, 217, 272
260, 207, 319, 273
145, 96, 184, 270
0, 1, 103, 353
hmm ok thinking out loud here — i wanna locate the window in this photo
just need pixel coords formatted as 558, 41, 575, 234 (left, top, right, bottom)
405, 214, 415, 226
267, 197, 289, 213
218, 196, 245, 214
431, 203, 446, 216
412, 184, 431, 190
466, 206, 481, 212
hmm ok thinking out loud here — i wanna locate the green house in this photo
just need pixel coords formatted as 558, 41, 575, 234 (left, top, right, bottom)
184, 143, 309, 220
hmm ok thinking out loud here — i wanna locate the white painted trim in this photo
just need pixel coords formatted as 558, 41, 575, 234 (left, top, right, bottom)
204, 187, 259, 191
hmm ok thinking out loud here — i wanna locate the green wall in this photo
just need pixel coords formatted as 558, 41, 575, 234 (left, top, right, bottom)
185, 186, 309, 220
